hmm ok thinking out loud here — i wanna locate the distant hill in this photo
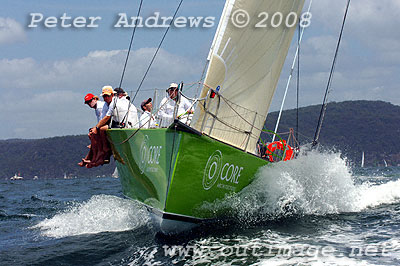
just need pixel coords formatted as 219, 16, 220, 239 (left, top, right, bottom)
0, 100, 399, 179
0, 135, 115, 179
263, 100, 400, 167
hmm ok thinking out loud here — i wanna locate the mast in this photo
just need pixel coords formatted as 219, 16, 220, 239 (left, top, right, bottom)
312, 0, 351, 147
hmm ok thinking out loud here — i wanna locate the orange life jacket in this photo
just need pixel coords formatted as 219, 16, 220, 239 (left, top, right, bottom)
265, 140, 294, 162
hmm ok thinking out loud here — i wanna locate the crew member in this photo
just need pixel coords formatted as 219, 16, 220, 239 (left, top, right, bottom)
158, 83, 193, 127
90, 86, 140, 167
78, 93, 106, 167
111, 87, 139, 128
88, 86, 115, 167
140, 98, 157, 128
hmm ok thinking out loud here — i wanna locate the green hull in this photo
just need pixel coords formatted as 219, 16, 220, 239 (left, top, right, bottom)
107, 123, 268, 221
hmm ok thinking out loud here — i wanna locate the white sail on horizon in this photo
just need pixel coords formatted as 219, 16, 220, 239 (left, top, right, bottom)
361, 151, 365, 168
192, 0, 305, 153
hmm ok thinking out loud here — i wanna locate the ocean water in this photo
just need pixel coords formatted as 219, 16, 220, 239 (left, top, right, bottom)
1, 151, 400, 265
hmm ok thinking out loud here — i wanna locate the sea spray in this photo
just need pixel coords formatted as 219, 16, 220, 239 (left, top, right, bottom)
199, 150, 400, 224
240, 149, 359, 217
32, 195, 150, 238
355, 179, 400, 209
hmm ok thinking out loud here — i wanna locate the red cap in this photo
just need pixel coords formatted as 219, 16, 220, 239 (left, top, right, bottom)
84, 93, 95, 103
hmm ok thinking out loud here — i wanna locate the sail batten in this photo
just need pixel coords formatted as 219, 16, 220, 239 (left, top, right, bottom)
207, 0, 237, 61
193, 0, 305, 153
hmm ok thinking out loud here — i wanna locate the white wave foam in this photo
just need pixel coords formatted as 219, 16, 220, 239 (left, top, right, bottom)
260, 255, 380, 266
356, 179, 400, 210
32, 195, 150, 238
205, 150, 400, 220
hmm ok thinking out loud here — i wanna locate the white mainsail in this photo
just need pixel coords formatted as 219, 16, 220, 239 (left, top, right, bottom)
192, 0, 305, 153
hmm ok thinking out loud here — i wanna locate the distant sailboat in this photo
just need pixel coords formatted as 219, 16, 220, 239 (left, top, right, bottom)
10, 173, 23, 180
361, 151, 365, 168
112, 167, 119, 178
63, 173, 75, 179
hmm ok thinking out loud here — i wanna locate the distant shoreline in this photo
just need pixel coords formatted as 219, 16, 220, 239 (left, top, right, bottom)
1, 100, 399, 178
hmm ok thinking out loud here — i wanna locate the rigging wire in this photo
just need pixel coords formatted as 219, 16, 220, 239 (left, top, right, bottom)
271, 0, 313, 142
312, 0, 351, 147
131, 0, 185, 103
195, 59, 209, 99
119, 0, 184, 127
118, 0, 144, 89
296, 17, 300, 148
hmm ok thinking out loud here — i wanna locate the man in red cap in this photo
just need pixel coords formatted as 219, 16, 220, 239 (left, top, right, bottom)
87, 86, 114, 167
84, 93, 106, 123
78, 93, 106, 167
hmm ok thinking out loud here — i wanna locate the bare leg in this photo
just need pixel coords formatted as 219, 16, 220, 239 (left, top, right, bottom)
89, 126, 108, 167
101, 126, 112, 163
78, 134, 93, 167
87, 131, 102, 168
83, 144, 93, 163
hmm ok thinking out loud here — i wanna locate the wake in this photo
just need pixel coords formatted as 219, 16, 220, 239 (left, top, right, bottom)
32, 195, 150, 238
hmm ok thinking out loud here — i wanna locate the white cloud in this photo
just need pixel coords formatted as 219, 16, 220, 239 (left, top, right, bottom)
0, 90, 90, 139
0, 17, 26, 45
310, 0, 400, 61
271, 0, 400, 111
0, 48, 201, 93
0, 48, 202, 139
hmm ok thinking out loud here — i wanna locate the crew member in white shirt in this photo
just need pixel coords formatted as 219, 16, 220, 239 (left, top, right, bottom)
158, 83, 193, 127
90, 86, 140, 167
89, 86, 115, 167
84, 93, 106, 122
139, 98, 157, 128
110, 87, 139, 128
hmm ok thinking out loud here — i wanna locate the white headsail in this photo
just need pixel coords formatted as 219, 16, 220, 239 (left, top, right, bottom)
192, 0, 305, 153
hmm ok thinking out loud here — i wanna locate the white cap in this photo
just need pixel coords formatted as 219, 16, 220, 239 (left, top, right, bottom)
169, 83, 178, 89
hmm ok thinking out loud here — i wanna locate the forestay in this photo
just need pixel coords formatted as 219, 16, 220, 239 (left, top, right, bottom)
192, 0, 305, 154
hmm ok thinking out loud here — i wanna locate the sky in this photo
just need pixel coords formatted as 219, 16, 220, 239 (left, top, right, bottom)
0, 0, 399, 139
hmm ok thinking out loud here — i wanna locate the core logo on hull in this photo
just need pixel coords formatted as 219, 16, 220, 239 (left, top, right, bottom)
139, 135, 162, 174
203, 150, 244, 191
203, 150, 223, 190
